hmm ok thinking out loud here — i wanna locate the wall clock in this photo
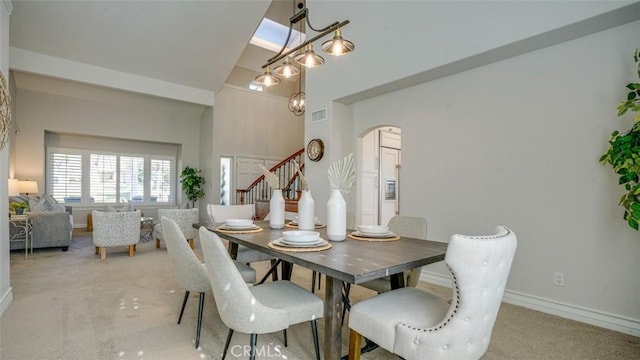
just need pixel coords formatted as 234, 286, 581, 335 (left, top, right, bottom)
307, 138, 324, 162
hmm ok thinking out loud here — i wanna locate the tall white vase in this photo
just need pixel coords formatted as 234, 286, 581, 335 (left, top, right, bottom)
327, 189, 346, 241
297, 190, 315, 230
269, 189, 285, 229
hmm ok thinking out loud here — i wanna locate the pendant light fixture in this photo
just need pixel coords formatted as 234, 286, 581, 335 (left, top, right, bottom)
255, 0, 354, 90
289, 69, 305, 116
273, 57, 300, 78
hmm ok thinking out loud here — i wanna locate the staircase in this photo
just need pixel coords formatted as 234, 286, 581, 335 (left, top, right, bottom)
236, 148, 305, 219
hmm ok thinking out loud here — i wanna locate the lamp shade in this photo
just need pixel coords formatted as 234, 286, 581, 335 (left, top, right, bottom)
18, 180, 38, 195
8, 178, 19, 196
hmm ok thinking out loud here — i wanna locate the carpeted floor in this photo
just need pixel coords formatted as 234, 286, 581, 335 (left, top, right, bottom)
0, 230, 638, 359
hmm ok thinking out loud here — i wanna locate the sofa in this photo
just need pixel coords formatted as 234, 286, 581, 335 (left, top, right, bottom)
9, 195, 73, 251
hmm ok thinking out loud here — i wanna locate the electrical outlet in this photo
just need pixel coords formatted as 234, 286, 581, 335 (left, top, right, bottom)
554, 272, 565, 287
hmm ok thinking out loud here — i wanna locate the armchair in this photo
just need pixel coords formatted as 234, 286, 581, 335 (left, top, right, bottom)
153, 208, 199, 249
92, 210, 141, 260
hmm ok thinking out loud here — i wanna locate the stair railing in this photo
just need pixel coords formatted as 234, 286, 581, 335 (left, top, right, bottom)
236, 148, 305, 205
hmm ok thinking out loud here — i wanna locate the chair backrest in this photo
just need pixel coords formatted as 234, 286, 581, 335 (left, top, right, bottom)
207, 204, 254, 223
161, 217, 209, 292
158, 208, 199, 239
92, 210, 141, 247
393, 226, 517, 360
199, 226, 288, 334
387, 216, 428, 239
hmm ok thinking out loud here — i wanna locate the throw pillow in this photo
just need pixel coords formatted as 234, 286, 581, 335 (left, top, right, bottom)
103, 205, 117, 212
120, 203, 135, 212
180, 201, 190, 209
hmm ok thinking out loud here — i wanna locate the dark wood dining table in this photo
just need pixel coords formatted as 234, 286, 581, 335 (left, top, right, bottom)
198, 222, 448, 360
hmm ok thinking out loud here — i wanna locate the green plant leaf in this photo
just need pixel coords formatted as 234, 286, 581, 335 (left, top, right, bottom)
629, 92, 638, 100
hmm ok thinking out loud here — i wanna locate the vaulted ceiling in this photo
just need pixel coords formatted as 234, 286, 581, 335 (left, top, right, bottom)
9, 0, 299, 105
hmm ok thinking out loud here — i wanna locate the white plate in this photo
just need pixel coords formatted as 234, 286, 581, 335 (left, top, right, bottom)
282, 230, 320, 243
274, 238, 327, 248
220, 224, 258, 231
357, 225, 389, 235
225, 219, 253, 227
352, 231, 396, 238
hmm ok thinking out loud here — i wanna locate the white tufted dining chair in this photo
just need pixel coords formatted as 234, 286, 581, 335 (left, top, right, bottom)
207, 204, 279, 278
92, 210, 141, 261
162, 217, 256, 349
347, 225, 517, 360
154, 208, 199, 249
199, 227, 323, 360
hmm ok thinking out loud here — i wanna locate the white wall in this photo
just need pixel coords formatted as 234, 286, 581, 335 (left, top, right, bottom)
304, 1, 640, 334
0, 0, 11, 318
209, 84, 305, 204
11, 73, 206, 222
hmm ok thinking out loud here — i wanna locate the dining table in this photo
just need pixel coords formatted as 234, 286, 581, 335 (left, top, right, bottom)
198, 221, 448, 360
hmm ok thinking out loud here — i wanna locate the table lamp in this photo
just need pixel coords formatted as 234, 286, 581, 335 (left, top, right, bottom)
18, 180, 38, 195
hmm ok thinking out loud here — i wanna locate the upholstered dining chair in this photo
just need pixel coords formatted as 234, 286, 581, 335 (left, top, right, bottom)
162, 218, 256, 349
207, 204, 279, 280
154, 208, 199, 249
347, 225, 517, 360
199, 226, 323, 360
92, 210, 141, 260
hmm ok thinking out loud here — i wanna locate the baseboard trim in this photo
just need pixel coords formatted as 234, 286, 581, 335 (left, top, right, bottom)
0, 286, 13, 318
420, 271, 640, 336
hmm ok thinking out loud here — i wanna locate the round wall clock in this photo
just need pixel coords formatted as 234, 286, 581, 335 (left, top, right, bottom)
307, 138, 325, 162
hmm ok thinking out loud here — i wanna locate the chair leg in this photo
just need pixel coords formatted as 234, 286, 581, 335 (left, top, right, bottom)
342, 283, 352, 325
128, 245, 135, 257
177, 290, 190, 324
99, 247, 106, 261
95, 246, 99, 255
283, 329, 288, 347
257, 259, 282, 285
188, 238, 194, 249
311, 320, 321, 360
156, 239, 160, 248
311, 271, 317, 293
195, 292, 205, 349
250, 333, 258, 360
348, 329, 363, 360
222, 329, 234, 360
270, 259, 279, 280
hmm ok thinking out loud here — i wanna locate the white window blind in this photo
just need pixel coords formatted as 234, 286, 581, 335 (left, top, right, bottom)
120, 156, 144, 203
150, 158, 174, 203
90, 154, 118, 203
47, 150, 82, 203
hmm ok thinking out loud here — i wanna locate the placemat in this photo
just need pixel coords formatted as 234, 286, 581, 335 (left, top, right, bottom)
268, 238, 332, 252
347, 233, 401, 242
214, 226, 264, 234
284, 223, 327, 229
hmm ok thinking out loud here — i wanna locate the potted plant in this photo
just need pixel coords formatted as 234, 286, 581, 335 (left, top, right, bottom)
600, 48, 640, 230
10, 202, 28, 215
180, 166, 206, 208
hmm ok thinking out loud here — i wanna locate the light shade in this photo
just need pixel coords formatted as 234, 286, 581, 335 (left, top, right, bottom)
321, 28, 355, 56
294, 44, 325, 68
8, 178, 19, 196
288, 91, 305, 116
273, 57, 299, 79
255, 66, 281, 87
18, 180, 38, 195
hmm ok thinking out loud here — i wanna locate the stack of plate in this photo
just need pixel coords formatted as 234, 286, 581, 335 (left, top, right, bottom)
276, 231, 325, 247
352, 225, 395, 238
222, 219, 257, 230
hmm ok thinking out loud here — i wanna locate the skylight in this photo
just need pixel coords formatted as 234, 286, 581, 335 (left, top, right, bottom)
250, 17, 306, 53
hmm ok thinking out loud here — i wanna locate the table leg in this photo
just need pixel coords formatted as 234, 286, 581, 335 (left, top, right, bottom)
390, 272, 405, 290
228, 242, 239, 259
324, 276, 344, 360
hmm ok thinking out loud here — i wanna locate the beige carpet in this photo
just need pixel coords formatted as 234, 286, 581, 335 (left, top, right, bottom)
0, 230, 638, 360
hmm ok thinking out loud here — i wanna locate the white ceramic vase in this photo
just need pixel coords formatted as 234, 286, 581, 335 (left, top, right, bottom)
269, 189, 285, 229
297, 190, 315, 230
326, 189, 346, 241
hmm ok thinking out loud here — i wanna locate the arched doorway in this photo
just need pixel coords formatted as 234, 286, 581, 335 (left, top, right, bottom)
358, 126, 401, 225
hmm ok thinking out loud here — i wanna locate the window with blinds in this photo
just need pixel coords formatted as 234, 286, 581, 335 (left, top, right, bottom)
46, 147, 176, 205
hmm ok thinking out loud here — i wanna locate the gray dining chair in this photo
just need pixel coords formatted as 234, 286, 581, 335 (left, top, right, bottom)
162, 217, 256, 349
347, 226, 517, 360
198, 226, 323, 360
207, 204, 280, 281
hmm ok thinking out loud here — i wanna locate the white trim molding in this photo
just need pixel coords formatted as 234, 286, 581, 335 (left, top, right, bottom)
0, 286, 12, 318
420, 270, 640, 336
